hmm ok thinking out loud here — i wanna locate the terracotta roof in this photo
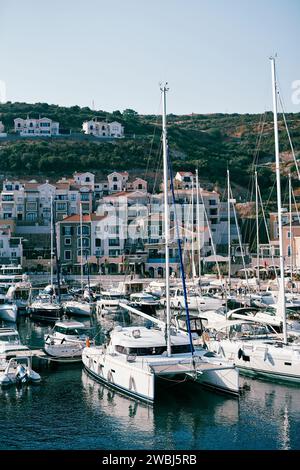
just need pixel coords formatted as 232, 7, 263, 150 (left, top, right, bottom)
177, 171, 193, 176
24, 182, 39, 190
59, 214, 107, 223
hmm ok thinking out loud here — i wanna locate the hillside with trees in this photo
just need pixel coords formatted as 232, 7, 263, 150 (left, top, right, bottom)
0, 102, 300, 198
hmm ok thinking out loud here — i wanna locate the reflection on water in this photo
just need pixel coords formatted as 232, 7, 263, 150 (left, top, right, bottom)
0, 315, 300, 449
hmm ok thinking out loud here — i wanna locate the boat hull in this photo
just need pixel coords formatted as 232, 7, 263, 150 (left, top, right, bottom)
0, 305, 18, 322
209, 339, 300, 384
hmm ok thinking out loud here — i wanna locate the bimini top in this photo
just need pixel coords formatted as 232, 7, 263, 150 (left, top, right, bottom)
110, 326, 190, 349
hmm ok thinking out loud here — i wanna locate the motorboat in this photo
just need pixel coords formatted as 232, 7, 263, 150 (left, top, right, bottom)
82, 325, 239, 403
207, 319, 300, 384
168, 288, 224, 312
5, 282, 32, 313
0, 327, 34, 372
0, 285, 18, 322
0, 356, 41, 387
96, 291, 128, 316
129, 293, 160, 316
28, 294, 63, 322
44, 320, 93, 359
63, 299, 93, 317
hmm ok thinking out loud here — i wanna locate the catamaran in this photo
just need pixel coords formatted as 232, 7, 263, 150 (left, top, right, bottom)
82, 84, 239, 402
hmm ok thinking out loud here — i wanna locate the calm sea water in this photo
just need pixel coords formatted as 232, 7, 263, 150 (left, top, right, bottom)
1, 314, 300, 450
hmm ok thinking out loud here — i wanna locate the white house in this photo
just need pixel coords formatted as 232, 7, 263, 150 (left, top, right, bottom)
73, 172, 95, 190
174, 171, 194, 189
14, 116, 59, 136
0, 226, 23, 265
82, 119, 110, 137
107, 171, 129, 193
108, 121, 124, 138
82, 119, 124, 138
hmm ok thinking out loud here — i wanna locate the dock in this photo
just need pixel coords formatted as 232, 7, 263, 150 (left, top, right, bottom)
0, 349, 82, 370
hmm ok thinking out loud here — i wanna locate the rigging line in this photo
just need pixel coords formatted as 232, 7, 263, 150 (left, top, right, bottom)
144, 96, 163, 181
257, 182, 279, 286
198, 182, 223, 285
168, 149, 195, 355
229, 183, 250, 292
278, 91, 300, 180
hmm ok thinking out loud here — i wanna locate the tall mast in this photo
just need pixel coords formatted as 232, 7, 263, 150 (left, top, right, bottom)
50, 194, 54, 287
191, 180, 196, 279
80, 202, 84, 294
227, 170, 231, 289
255, 171, 260, 288
289, 173, 293, 278
161, 83, 171, 357
196, 169, 201, 283
270, 56, 288, 344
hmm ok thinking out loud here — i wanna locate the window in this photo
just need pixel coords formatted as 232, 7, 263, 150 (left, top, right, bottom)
64, 250, 71, 260
40, 122, 50, 127
65, 238, 71, 245
56, 203, 67, 211
2, 195, 14, 201
63, 226, 73, 236
5, 185, 13, 191
26, 213, 37, 221
113, 177, 118, 182
11, 252, 17, 258
209, 199, 217, 206
70, 194, 77, 201
80, 193, 89, 201
209, 208, 218, 216
77, 225, 90, 236
113, 184, 118, 191
109, 249, 120, 257
95, 238, 101, 247
109, 238, 120, 246
85, 177, 90, 182
77, 237, 90, 248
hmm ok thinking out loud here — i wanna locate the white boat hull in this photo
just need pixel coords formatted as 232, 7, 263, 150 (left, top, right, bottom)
82, 346, 239, 403
209, 339, 300, 384
0, 305, 18, 322
63, 301, 92, 317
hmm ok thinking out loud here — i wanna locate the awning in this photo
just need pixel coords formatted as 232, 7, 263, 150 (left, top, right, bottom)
203, 255, 229, 263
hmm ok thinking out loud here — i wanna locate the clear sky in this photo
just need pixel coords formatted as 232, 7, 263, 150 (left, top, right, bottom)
0, 0, 299, 114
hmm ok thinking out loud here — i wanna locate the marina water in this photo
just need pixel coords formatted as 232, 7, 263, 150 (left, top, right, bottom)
1, 314, 300, 450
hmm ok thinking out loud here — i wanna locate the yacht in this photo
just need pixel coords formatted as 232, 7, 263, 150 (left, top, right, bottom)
207, 319, 300, 384
5, 281, 32, 313
82, 85, 239, 403
0, 298, 18, 323
169, 287, 225, 312
63, 299, 93, 317
82, 325, 239, 403
0, 327, 33, 371
129, 293, 160, 316
28, 294, 62, 322
44, 320, 93, 359
96, 290, 128, 316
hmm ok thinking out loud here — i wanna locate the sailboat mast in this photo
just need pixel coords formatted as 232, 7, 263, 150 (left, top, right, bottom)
50, 194, 54, 287
227, 170, 231, 289
196, 169, 201, 282
80, 202, 84, 294
255, 171, 260, 287
191, 180, 195, 279
270, 56, 288, 344
289, 173, 293, 277
161, 84, 171, 357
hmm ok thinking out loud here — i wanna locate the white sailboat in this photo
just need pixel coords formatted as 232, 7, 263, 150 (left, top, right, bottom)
207, 57, 300, 384
82, 84, 239, 402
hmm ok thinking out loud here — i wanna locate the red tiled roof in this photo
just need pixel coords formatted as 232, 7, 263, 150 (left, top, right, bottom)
59, 214, 107, 223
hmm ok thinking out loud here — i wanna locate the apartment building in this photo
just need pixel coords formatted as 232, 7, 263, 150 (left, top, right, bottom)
0, 224, 23, 265
14, 116, 59, 136
56, 213, 126, 274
